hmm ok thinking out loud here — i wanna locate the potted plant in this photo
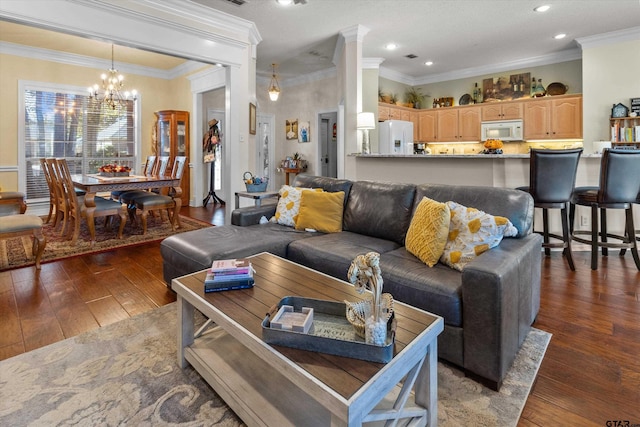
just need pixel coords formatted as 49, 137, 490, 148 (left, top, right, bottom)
405, 87, 425, 109
389, 93, 398, 105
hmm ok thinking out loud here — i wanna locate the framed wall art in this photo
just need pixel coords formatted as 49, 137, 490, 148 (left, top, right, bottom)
249, 103, 256, 135
286, 119, 298, 140
298, 121, 310, 143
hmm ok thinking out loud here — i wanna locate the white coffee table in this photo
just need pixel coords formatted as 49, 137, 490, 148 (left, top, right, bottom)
172, 252, 443, 426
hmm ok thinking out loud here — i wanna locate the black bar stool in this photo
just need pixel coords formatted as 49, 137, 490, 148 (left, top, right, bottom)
570, 148, 640, 271
517, 148, 583, 270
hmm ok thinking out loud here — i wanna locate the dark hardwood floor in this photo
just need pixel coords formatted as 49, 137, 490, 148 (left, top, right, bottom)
1, 202, 638, 426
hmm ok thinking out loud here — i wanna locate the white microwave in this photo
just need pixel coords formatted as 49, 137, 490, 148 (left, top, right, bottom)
481, 119, 524, 141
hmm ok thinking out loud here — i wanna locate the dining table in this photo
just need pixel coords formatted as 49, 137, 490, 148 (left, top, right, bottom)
71, 173, 182, 245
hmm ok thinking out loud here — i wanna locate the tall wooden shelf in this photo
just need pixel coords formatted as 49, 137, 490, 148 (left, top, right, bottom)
610, 116, 640, 148
155, 110, 190, 205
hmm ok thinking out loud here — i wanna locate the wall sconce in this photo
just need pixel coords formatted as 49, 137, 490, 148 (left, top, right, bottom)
268, 63, 280, 101
357, 112, 375, 154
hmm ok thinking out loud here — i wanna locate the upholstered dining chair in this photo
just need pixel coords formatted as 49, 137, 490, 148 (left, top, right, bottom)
570, 148, 640, 271
517, 148, 583, 270
111, 155, 157, 201
119, 155, 170, 208
128, 156, 187, 234
54, 158, 127, 245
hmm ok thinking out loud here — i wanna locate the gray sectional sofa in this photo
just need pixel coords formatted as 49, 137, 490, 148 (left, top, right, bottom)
161, 174, 542, 390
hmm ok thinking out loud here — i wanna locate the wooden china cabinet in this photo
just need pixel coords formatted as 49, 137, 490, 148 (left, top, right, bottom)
155, 110, 189, 205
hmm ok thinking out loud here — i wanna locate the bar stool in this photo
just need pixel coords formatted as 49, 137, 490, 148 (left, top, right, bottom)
570, 148, 640, 271
517, 148, 583, 270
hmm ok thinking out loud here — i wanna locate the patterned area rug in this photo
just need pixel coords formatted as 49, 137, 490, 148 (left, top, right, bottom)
0, 303, 551, 426
0, 214, 212, 271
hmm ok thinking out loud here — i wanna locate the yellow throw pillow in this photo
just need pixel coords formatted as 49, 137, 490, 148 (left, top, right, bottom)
440, 201, 518, 271
274, 185, 322, 227
295, 191, 345, 233
405, 197, 451, 267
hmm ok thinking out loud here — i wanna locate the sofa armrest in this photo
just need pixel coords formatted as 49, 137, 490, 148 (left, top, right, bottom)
460, 233, 542, 388
231, 205, 278, 226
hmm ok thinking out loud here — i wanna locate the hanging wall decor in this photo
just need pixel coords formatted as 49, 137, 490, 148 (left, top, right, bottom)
249, 103, 256, 135
298, 121, 310, 143
286, 119, 298, 140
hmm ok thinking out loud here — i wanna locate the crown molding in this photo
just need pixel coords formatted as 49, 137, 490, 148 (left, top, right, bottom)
576, 26, 640, 49
362, 58, 385, 69
333, 24, 370, 66
0, 41, 203, 79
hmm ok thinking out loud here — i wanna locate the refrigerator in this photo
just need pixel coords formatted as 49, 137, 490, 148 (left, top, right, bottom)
378, 120, 414, 154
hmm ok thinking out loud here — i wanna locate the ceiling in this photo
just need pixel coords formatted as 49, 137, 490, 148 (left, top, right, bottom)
1, 0, 639, 85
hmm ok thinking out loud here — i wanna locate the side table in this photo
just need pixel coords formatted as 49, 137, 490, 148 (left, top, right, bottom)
282, 167, 302, 185
235, 190, 279, 209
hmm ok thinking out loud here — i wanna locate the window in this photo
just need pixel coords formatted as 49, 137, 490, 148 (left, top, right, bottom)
21, 82, 138, 202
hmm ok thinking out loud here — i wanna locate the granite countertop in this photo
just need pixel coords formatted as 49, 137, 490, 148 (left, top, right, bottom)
352, 153, 602, 159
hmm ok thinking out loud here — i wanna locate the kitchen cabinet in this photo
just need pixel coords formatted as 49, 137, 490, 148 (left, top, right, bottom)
523, 95, 582, 140
418, 106, 481, 142
155, 110, 190, 205
418, 110, 438, 142
481, 102, 523, 121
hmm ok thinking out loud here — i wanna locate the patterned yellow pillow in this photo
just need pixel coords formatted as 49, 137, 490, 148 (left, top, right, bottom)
440, 201, 518, 271
274, 185, 323, 227
405, 197, 451, 267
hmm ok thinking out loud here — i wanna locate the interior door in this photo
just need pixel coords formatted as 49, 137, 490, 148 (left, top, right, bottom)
318, 112, 337, 178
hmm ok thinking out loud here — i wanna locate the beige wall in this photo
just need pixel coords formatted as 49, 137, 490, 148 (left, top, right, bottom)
582, 39, 640, 153
0, 52, 194, 191
256, 74, 339, 188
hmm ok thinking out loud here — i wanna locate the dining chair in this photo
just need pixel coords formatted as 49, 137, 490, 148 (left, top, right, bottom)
54, 158, 127, 245
517, 148, 583, 270
119, 155, 170, 208
570, 148, 640, 271
39, 158, 57, 223
128, 156, 187, 234
111, 155, 157, 201
45, 157, 71, 235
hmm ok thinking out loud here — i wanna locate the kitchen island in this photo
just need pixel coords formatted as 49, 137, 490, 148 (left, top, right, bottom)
351, 153, 637, 241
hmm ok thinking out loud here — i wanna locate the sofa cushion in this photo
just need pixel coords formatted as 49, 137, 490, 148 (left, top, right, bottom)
380, 248, 463, 327
295, 191, 344, 233
292, 174, 353, 205
415, 184, 534, 238
160, 222, 316, 278
405, 197, 450, 267
274, 185, 322, 227
440, 201, 518, 271
287, 231, 401, 280
343, 181, 416, 246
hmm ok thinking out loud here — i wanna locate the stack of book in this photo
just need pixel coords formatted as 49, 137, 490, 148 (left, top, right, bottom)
204, 258, 255, 292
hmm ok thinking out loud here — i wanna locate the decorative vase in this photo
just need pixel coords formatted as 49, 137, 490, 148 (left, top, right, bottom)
364, 301, 388, 345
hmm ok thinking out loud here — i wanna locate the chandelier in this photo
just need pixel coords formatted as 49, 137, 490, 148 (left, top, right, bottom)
268, 63, 280, 101
88, 45, 137, 110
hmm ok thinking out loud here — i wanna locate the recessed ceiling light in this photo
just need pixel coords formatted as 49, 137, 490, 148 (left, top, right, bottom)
554, 33, 567, 39
385, 43, 398, 50
534, 5, 550, 12
424, 61, 433, 66
277, 0, 293, 5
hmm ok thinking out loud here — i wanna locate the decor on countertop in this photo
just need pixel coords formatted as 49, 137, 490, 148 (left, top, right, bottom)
243, 171, 268, 193
286, 118, 298, 140
481, 138, 504, 154
346, 252, 394, 345
0, 301, 552, 427
268, 63, 280, 101
88, 44, 137, 110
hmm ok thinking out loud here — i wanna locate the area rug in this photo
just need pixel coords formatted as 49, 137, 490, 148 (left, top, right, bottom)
0, 215, 212, 271
0, 303, 551, 426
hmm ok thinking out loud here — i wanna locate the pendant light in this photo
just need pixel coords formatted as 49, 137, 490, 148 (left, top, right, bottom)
268, 63, 280, 101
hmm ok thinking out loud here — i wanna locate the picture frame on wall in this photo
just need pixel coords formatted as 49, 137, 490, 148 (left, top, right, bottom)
298, 121, 310, 143
249, 103, 256, 135
286, 119, 298, 140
